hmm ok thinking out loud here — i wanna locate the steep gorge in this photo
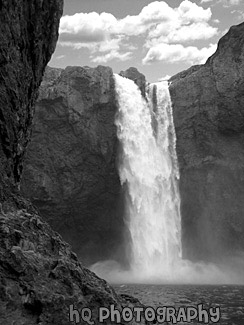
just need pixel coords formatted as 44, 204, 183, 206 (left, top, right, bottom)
21, 22, 244, 266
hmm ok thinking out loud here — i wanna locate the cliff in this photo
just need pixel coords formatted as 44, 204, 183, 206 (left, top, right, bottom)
169, 22, 244, 262
20, 21, 244, 266
120, 67, 147, 98
21, 65, 127, 265
0, 2, 145, 324
0, 0, 63, 206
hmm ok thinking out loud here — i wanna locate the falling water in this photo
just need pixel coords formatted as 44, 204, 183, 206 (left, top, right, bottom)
91, 74, 244, 284
114, 74, 182, 280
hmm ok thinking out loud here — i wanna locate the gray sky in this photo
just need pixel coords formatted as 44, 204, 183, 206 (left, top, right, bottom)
49, 0, 244, 82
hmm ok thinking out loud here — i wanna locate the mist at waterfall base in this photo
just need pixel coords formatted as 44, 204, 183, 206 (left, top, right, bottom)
91, 74, 244, 285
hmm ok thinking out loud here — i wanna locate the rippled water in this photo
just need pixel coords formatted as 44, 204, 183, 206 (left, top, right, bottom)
114, 284, 244, 324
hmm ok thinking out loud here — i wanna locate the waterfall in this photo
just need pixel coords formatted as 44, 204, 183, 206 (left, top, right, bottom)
114, 74, 182, 280
91, 74, 242, 284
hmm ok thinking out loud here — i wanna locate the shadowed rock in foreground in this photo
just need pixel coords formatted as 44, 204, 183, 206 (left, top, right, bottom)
0, 2, 146, 324
0, 0, 63, 201
0, 208, 145, 324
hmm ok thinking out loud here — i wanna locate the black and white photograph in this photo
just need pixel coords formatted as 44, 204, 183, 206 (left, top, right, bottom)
0, 0, 244, 324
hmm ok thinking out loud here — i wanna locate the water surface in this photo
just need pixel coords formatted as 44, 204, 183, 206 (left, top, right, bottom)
115, 284, 244, 324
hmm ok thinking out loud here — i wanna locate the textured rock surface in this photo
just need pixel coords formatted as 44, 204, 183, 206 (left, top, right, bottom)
0, 2, 147, 324
21, 66, 126, 264
120, 67, 147, 98
0, 0, 63, 205
169, 22, 244, 262
0, 208, 147, 325
18, 6, 244, 269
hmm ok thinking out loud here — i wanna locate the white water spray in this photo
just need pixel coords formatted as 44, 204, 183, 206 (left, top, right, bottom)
114, 75, 181, 279
91, 74, 244, 284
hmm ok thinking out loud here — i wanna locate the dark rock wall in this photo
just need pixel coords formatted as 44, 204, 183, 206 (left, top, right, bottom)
0, 0, 63, 205
0, 2, 148, 324
21, 66, 126, 264
120, 67, 147, 98
169, 22, 244, 262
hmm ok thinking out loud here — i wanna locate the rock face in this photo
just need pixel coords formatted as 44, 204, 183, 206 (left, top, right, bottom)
120, 67, 147, 98
21, 66, 126, 264
0, 2, 147, 325
169, 22, 244, 262
0, 208, 147, 325
20, 17, 244, 267
0, 0, 63, 205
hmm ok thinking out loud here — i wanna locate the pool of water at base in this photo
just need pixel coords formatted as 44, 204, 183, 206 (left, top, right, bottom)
114, 284, 244, 324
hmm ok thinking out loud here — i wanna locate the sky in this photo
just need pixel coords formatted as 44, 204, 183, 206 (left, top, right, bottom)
49, 0, 244, 82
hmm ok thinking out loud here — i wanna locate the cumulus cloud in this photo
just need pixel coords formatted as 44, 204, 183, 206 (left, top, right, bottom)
142, 43, 217, 65
146, 22, 218, 46
142, 1, 218, 65
60, 0, 214, 40
91, 51, 132, 63
59, 12, 134, 61
60, 12, 116, 41
58, 0, 219, 64
177, 0, 212, 23
59, 35, 130, 60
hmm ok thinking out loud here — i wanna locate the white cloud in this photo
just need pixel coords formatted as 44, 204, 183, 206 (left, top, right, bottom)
60, 35, 123, 50
55, 55, 65, 60
201, 0, 214, 3
59, 1, 216, 42
91, 51, 132, 63
177, 0, 212, 23
58, 1, 219, 64
60, 12, 116, 41
170, 23, 218, 42
59, 12, 134, 61
142, 43, 217, 65
59, 41, 96, 51
146, 22, 218, 46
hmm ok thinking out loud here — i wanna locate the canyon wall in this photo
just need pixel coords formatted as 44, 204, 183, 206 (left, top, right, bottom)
21, 22, 244, 265
0, 0, 63, 205
0, 2, 145, 324
21, 66, 126, 264
169, 22, 244, 262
